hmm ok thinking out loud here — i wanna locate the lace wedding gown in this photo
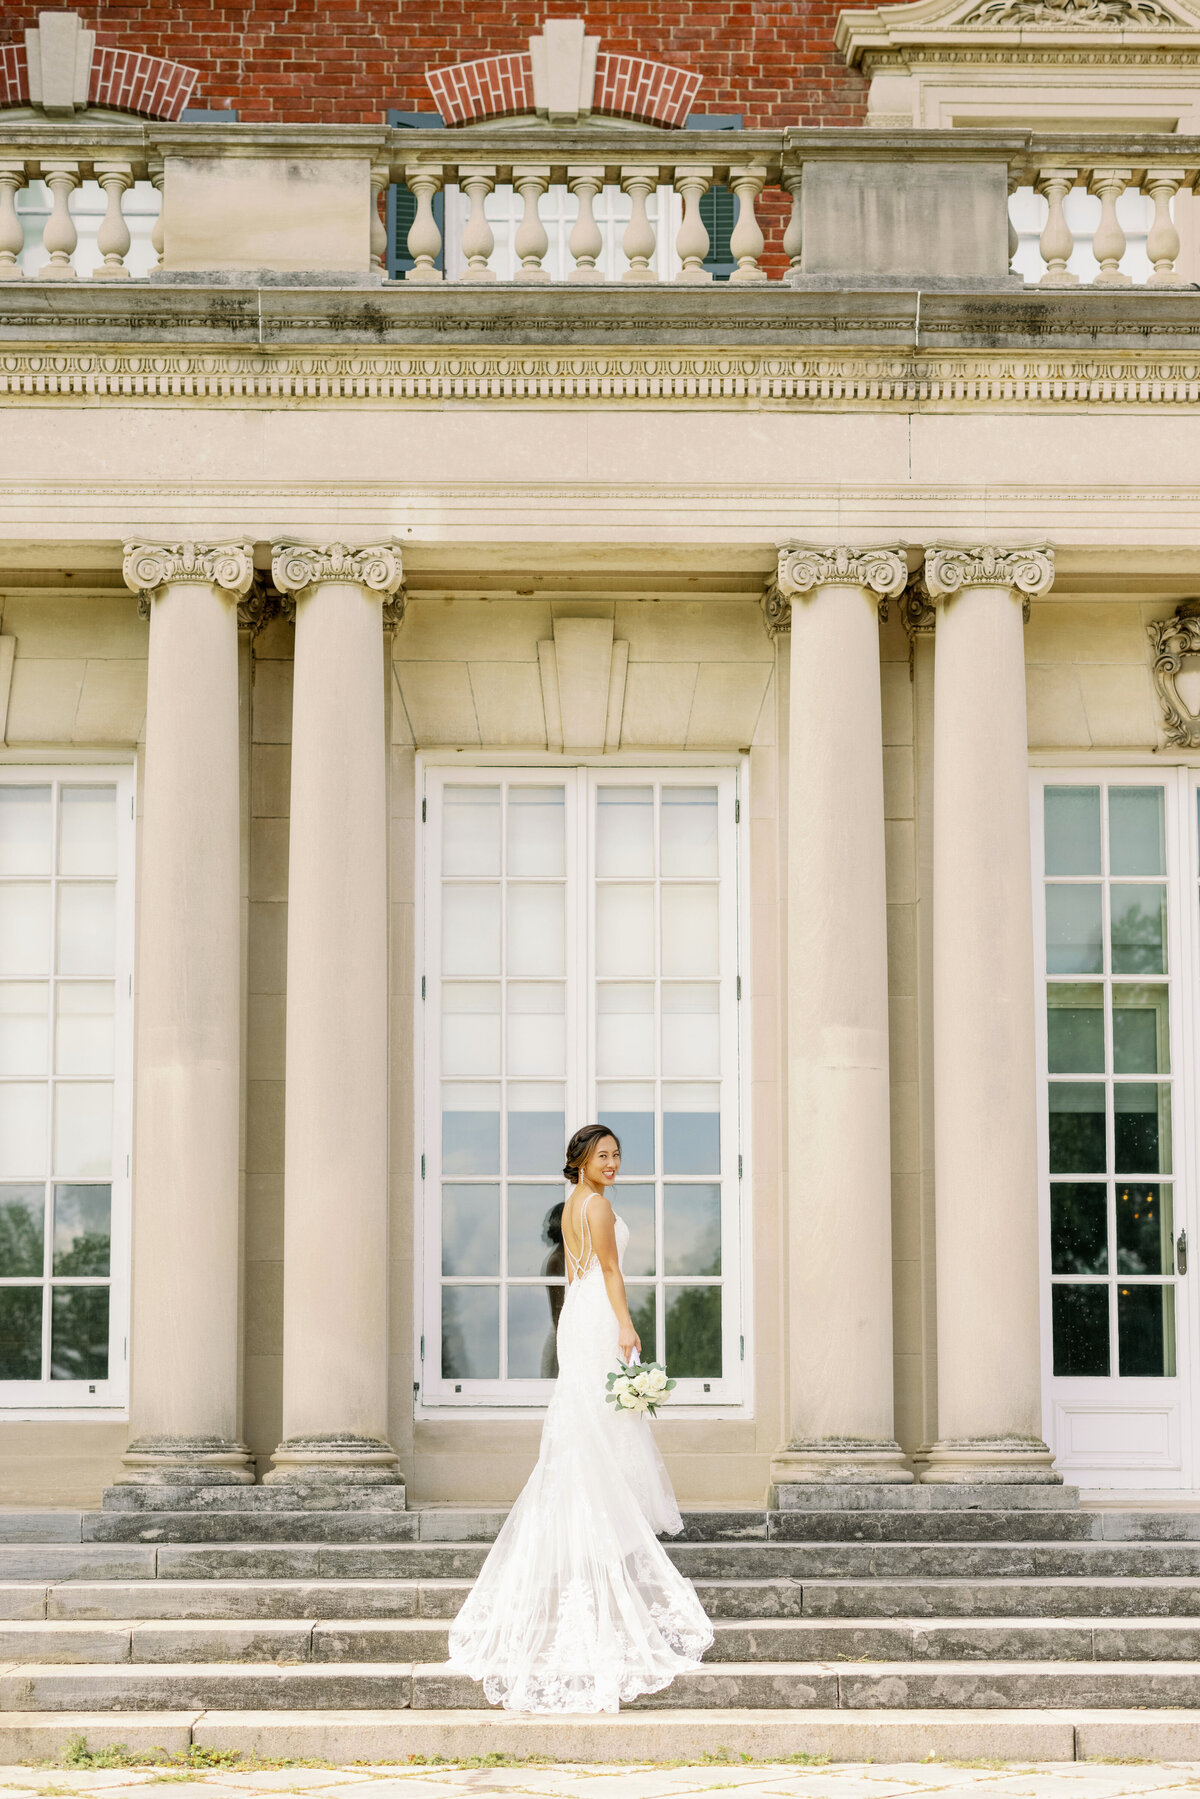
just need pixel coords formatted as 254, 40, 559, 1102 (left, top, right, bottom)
445, 1209, 714, 1713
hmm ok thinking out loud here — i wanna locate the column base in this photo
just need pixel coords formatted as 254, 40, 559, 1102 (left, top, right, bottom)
770, 1437, 914, 1496
263, 1434, 403, 1484
118, 1435, 254, 1486
920, 1435, 1061, 1485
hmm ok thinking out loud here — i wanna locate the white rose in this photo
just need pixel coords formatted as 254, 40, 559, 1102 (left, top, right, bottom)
643, 1368, 668, 1394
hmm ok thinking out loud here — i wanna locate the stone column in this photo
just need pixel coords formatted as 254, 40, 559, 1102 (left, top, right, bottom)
768, 545, 913, 1489
265, 543, 405, 1485
120, 542, 255, 1485
923, 546, 1059, 1484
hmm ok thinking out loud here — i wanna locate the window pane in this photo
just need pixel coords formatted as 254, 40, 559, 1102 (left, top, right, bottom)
597, 787, 653, 878
626, 1282, 657, 1363
1109, 787, 1165, 878
1046, 985, 1104, 1074
1050, 1182, 1108, 1274
1110, 885, 1166, 977
0, 1084, 47, 1179
661, 886, 719, 978
0, 787, 51, 876
662, 983, 720, 1079
665, 1285, 722, 1378
442, 884, 500, 976
1045, 787, 1100, 876
665, 1184, 721, 1276
0, 1287, 42, 1379
1052, 1283, 1109, 1376
0, 982, 48, 1075
597, 984, 654, 1078
507, 1082, 564, 1176
441, 983, 500, 1077
1118, 1283, 1175, 1377
596, 884, 654, 976
507, 885, 565, 977
441, 1183, 500, 1276
441, 1082, 499, 1175
663, 1083, 720, 1175
507, 787, 564, 879
597, 1085, 654, 1176
442, 1284, 499, 1379
1116, 1182, 1173, 1276
56, 884, 115, 977
50, 1285, 109, 1381
1045, 885, 1102, 976
443, 787, 500, 877
507, 983, 565, 1078
615, 1182, 655, 1276
0, 883, 50, 975
1048, 1082, 1105, 1174
661, 787, 718, 878
0, 1184, 44, 1277
53, 1083, 112, 1180
1114, 1083, 1170, 1175
507, 1186, 565, 1279
55, 982, 114, 1077
507, 1283, 561, 1379
52, 1184, 110, 1276
58, 787, 117, 878
1113, 985, 1169, 1076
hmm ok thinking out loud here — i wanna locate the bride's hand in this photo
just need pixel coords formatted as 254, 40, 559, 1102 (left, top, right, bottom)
619, 1325, 641, 1363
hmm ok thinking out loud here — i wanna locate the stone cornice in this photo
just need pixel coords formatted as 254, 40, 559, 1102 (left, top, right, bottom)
271, 542, 406, 625
924, 545, 1055, 618
122, 540, 254, 614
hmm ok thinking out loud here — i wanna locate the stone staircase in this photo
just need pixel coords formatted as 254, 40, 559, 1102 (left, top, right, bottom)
5, 1485, 1200, 1762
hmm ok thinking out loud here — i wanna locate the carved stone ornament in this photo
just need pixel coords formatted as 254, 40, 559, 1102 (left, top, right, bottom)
761, 584, 792, 636
236, 574, 284, 635
271, 541, 405, 596
961, 0, 1176, 24
774, 544, 908, 624
899, 573, 937, 639
923, 545, 1054, 621
123, 541, 255, 618
1148, 600, 1200, 748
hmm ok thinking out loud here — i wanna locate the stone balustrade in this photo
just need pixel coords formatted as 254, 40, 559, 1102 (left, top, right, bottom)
1, 120, 1198, 286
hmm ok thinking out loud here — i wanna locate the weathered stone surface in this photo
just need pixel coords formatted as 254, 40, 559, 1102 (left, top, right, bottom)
768, 1510, 1098, 1542
84, 1510, 420, 1545
0, 1513, 82, 1544
0, 1662, 414, 1711
1101, 1511, 1200, 1541
312, 1622, 449, 1662
316, 1545, 487, 1580
837, 1661, 1200, 1709
131, 1621, 315, 1664
0, 1546, 156, 1582
46, 1578, 425, 1621
628, 1664, 839, 1710
0, 1585, 48, 1621
0, 1622, 132, 1664
911, 1621, 1094, 1661
1093, 1622, 1200, 1660
155, 1546, 323, 1581
414, 1510, 508, 1543
773, 1484, 1080, 1511
707, 1622, 909, 1662
694, 1579, 805, 1619
0, 1711, 198, 1761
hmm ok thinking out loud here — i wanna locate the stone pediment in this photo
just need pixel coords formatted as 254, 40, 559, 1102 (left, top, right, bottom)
838, 0, 1200, 68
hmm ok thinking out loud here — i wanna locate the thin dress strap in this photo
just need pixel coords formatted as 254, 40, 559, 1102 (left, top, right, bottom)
566, 1191, 597, 1283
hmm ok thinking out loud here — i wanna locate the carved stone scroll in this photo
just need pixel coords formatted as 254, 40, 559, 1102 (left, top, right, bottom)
1148, 600, 1200, 748
924, 546, 1054, 621
271, 542, 406, 629
772, 544, 908, 626
123, 541, 255, 618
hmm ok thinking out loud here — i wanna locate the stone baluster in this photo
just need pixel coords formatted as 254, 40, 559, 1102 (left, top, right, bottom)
0, 162, 25, 281
922, 545, 1059, 1486
1089, 166, 1131, 285
93, 161, 134, 280
403, 163, 443, 284
674, 164, 713, 283
148, 158, 164, 267
621, 166, 659, 283
1007, 172, 1020, 272
1036, 168, 1078, 286
458, 166, 496, 282
369, 163, 389, 274
727, 164, 769, 284
568, 166, 605, 282
119, 542, 255, 1487
1145, 168, 1185, 285
38, 160, 79, 279
513, 165, 551, 282
783, 172, 803, 274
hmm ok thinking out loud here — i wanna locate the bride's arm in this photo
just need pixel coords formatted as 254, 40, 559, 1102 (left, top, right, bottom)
587, 1196, 641, 1363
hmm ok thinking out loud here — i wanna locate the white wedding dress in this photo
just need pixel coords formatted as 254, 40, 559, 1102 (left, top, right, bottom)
445, 1207, 714, 1713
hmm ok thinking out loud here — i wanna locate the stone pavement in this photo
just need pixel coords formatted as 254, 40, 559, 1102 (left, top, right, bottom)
4, 1763, 1200, 1799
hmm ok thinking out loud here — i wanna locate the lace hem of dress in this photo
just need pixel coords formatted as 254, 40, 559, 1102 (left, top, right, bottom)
463, 1611, 714, 1715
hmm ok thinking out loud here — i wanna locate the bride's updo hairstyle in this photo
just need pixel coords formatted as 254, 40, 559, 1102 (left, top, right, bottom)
563, 1122, 622, 1182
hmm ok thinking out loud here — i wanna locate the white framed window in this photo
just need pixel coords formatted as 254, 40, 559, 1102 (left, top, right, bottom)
0, 767, 135, 1410
417, 763, 746, 1409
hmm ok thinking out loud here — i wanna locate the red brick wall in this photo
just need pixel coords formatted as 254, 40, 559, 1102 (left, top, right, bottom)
0, 2, 868, 128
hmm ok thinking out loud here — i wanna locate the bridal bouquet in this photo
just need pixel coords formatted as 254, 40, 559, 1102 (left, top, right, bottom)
605, 1356, 676, 1417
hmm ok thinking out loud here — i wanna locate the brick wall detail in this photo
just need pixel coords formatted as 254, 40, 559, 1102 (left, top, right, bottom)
0, 37, 197, 118
593, 53, 700, 127
426, 45, 701, 127
425, 51, 534, 125
0, 41, 27, 109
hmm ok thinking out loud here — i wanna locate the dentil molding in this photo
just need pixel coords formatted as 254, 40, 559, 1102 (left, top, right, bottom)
122, 540, 255, 617
271, 542, 406, 627
1148, 599, 1200, 747
924, 544, 1055, 619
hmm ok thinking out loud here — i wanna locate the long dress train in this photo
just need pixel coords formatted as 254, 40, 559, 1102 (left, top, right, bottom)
445, 1210, 714, 1713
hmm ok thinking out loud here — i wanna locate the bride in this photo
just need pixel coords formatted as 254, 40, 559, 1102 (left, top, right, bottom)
445, 1122, 714, 1713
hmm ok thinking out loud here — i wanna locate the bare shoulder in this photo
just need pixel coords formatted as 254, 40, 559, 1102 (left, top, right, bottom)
583, 1189, 617, 1233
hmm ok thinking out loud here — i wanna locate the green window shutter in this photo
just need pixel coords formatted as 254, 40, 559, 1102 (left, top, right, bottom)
387, 110, 444, 280
685, 113, 742, 282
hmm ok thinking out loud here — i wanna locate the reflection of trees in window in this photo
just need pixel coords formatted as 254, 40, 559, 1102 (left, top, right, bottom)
0, 1289, 42, 1379
0, 1197, 42, 1276
665, 1286, 722, 1379
50, 1287, 108, 1381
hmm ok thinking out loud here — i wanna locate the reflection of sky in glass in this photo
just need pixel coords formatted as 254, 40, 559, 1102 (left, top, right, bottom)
596, 788, 653, 877
442, 1285, 499, 1378
1045, 885, 1102, 975
507, 1185, 565, 1278
507, 1284, 560, 1378
614, 1183, 655, 1276
52, 1184, 110, 1276
441, 1184, 499, 1276
665, 1185, 721, 1276
597, 1110, 653, 1176
1044, 787, 1100, 876
664, 1110, 720, 1175
443, 787, 500, 876
1109, 787, 1165, 877
507, 788, 565, 878
442, 1098, 500, 1175
661, 788, 718, 877
1110, 885, 1166, 976
508, 1109, 565, 1176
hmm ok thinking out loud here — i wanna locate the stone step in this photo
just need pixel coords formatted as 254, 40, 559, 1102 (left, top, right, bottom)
82, 1512, 423, 1545
7, 1613, 1200, 1665
11, 1656, 1200, 1712
800, 1576, 1200, 1618
100, 1484, 410, 1514
771, 1484, 1083, 1511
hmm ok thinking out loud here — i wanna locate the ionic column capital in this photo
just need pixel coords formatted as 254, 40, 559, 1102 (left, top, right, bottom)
272, 541, 406, 628
123, 541, 255, 618
775, 543, 909, 603
923, 545, 1055, 609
